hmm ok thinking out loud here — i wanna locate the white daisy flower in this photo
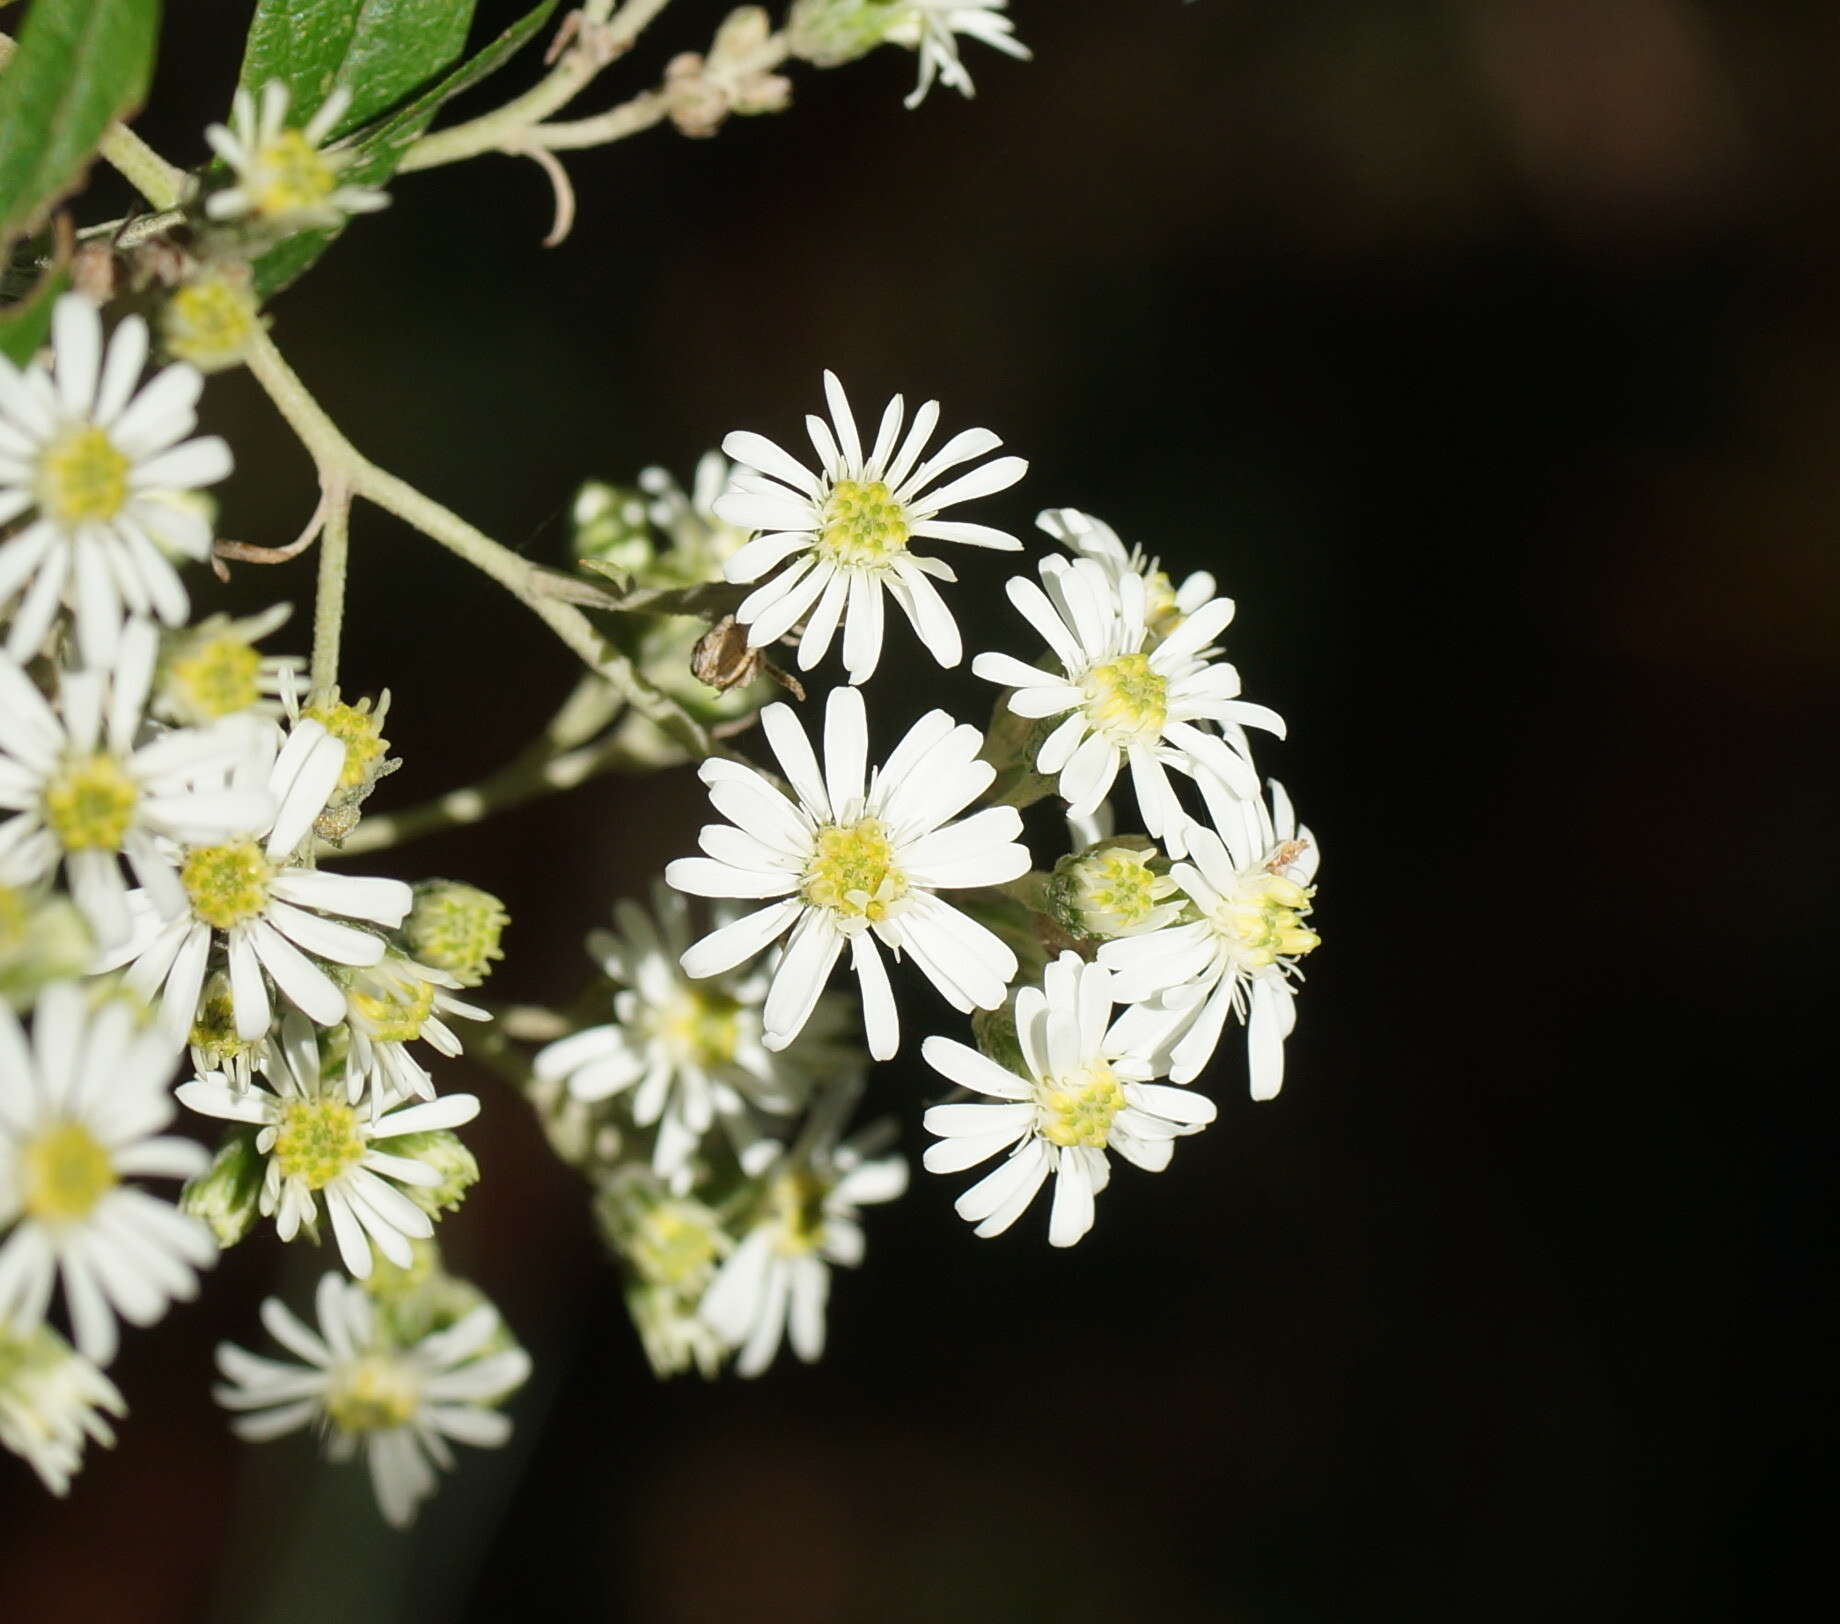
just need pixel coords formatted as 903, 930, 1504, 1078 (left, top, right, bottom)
176, 1013, 480, 1279
972, 553, 1285, 856
595, 1169, 734, 1379
1036, 507, 1218, 643
885, 2, 1032, 109
700, 1126, 907, 1377
0, 982, 213, 1364
152, 602, 303, 729
921, 951, 1217, 1248
665, 684, 1029, 1059
102, 716, 412, 1040
1102, 781, 1320, 1099
0, 1321, 125, 1495
203, 82, 391, 230
714, 371, 1026, 684
0, 295, 231, 666
342, 950, 489, 1110
0, 620, 270, 949
533, 885, 852, 1188
214, 1271, 530, 1528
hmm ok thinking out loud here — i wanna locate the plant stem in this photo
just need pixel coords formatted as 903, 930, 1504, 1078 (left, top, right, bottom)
309, 484, 351, 700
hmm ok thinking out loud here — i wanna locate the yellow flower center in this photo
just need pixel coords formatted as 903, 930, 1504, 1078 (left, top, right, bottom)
271, 1097, 364, 1191
817, 478, 908, 567
325, 1354, 420, 1434
37, 427, 130, 526
180, 839, 273, 931
301, 700, 385, 795
250, 130, 338, 218
1052, 845, 1173, 936
166, 636, 262, 720
1213, 873, 1320, 971
1083, 652, 1167, 740
162, 276, 258, 372
656, 988, 740, 1071
802, 817, 907, 924
349, 971, 436, 1045
630, 1202, 724, 1290
766, 1168, 829, 1257
41, 752, 139, 853
21, 1122, 116, 1223
1040, 1061, 1128, 1149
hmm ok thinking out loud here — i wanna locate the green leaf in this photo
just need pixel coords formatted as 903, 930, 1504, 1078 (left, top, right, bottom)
238, 0, 477, 136
0, 0, 160, 255
249, 0, 559, 299
0, 254, 70, 366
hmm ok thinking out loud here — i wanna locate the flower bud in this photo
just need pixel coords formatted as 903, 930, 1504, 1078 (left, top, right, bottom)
161, 266, 261, 373
179, 1128, 266, 1247
788, 0, 901, 68
1047, 839, 1183, 940
571, 480, 656, 574
0, 886, 91, 1009
402, 880, 508, 988
383, 1131, 479, 1218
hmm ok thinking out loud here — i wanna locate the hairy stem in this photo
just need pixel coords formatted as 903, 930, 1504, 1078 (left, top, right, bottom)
309, 484, 352, 700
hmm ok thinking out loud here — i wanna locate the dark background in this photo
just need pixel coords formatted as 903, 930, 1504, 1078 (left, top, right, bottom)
4, 1, 1835, 1618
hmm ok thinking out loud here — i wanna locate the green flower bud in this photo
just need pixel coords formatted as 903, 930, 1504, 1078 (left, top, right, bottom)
971, 1002, 1028, 1079
788, 0, 903, 68
403, 880, 508, 988
570, 479, 655, 574
179, 1128, 266, 1247
0, 886, 92, 1009
378, 1130, 479, 1218
161, 267, 261, 373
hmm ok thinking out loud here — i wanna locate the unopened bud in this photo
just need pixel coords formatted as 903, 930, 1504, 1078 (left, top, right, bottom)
1047, 839, 1183, 940
179, 1128, 266, 1247
403, 880, 509, 988
162, 267, 261, 373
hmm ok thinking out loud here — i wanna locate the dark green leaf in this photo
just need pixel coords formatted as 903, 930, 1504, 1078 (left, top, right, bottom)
238, 0, 476, 135
0, 0, 160, 254
250, 0, 559, 299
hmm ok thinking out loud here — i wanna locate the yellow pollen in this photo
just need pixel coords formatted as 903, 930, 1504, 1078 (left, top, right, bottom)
180, 839, 273, 931
21, 1122, 116, 1222
1214, 873, 1320, 970
271, 1097, 364, 1191
631, 1204, 723, 1290
802, 817, 906, 924
325, 1355, 420, 1434
818, 478, 908, 566
657, 989, 740, 1070
37, 427, 129, 526
250, 130, 338, 218
1083, 653, 1168, 740
766, 1168, 829, 1257
167, 636, 261, 720
350, 973, 436, 1045
42, 753, 139, 852
301, 700, 386, 795
1040, 1061, 1127, 1149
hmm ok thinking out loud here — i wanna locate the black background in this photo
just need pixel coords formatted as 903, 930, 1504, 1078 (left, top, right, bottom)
2, 2, 1834, 1619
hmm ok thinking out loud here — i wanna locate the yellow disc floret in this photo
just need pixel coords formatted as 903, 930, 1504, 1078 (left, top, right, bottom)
1083, 652, 1168, 740
250, 130, 338, 219
349, 967, 437, 1045
818, 478, 909, 567
656, 988, 741, 1071
180, 839, 273, 931
325, 1354, 420, 1434
37, 427, 129, 526
271, 1097, 364, 1191
42, 753, 139, 853
1214, 873, 1320, 970
301, 698, 388, 797
802, 817, 907, 924
766, 1168, 829, 1257
166, 635, 262, 720
630, 1200, 726, 1291
21, 1122, 116, 1223
162, 273, 260, 373
1040, 1061, 1128, 1149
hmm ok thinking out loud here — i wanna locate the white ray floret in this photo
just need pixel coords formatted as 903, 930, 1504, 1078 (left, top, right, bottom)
0, 620, 269, 950
1037, 507, 1218, 643
214, 1271, 529, 1528
666, 685, 1029, 1059
700, 1126, 907, 1377
342, 950, 489, 1110
176, 1014, 480, 1279
1102, 781, 1321, 1099
715, 371, 1026, 683
886, 2, 1032, 109
100, 717, 411, 1040
203, 82, 391, 229
533, 884, 854, 1188
922, 951, 1216, 1248
0, 295, 231, 666
0, 1321, 125, 1495
972, 553, 1285, 857
0, 982, 213, 1364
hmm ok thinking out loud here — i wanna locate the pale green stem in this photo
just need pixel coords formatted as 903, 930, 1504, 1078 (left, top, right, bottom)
398, 0, 670, 172
308, 484, 351, 700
